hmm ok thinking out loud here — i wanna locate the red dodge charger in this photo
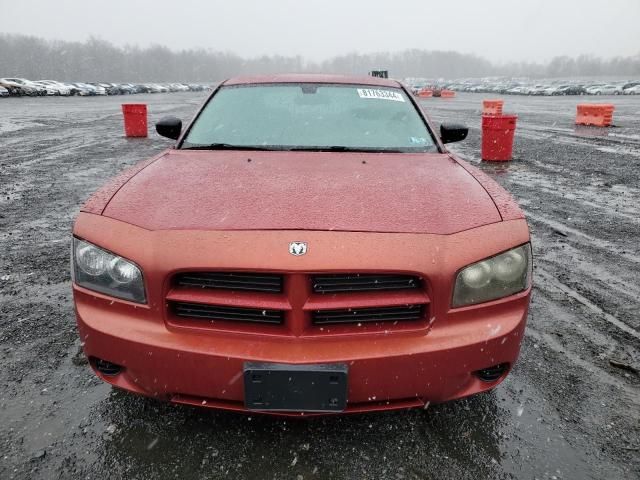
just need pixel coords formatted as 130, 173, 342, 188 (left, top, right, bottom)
72, 74, 532, 415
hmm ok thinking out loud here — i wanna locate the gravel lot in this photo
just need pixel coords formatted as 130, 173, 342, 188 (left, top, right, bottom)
0, 91, 638, 479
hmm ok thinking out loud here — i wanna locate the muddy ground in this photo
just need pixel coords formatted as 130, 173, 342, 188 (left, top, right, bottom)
0, 91, 638, 479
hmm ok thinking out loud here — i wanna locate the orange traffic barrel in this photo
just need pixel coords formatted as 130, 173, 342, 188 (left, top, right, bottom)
481, 114, 517, 161
440, 90, 456, 98
576, 104, 614, 127
122, 104, 148, 137
482, 99, 504, 116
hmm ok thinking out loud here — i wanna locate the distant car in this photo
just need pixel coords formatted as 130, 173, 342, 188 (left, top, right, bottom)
506, 86, 527, 95
124, 83, 145, 94
32, 81, 59, 96
0, 78, 44, 96
82, 83, 107, 95
132, 84, 149, 93
491, 84, 511, 94
37, 80, 72, 96
0, 85, 9, 97
542, 86, 560, 95
528, 85, 549, 95
71, 83, 95, 96
83, 83, 107, 95
139, 84, 157, 93
622, 81, 640, 90
144, 83, 163, 93
107, 83, 123, 95
117, 83, 136, 95
94, 83, 120, 95
554, 85, 586, 95
624, 85, 640, 95
24, 79, 49, 96
59, 82, 82, 96
586, 84, 621, 95
0, 78, 23, 95
105, 83, 123, 94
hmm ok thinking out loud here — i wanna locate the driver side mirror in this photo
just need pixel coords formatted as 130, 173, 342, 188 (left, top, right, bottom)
440, 123, 468, 144
156, 116, 182, 140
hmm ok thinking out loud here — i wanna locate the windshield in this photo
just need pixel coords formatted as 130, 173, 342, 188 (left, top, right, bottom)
181, 83, 436, 152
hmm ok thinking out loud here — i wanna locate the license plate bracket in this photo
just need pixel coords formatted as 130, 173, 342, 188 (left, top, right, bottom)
243, 362, 348, 412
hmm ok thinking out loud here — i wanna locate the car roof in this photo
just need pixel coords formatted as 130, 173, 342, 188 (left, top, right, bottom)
223, 74, 402, 88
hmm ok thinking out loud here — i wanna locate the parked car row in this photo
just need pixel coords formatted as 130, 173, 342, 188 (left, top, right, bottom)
408, 78, 640, 96
0, 78, 211, 97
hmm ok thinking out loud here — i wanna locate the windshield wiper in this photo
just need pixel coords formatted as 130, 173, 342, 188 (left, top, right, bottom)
181, 143, 280, 151
182, 143, 418, 153
289, 146, 408, 153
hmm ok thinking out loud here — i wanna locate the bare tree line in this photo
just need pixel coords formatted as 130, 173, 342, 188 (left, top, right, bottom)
1, 33, 638, 81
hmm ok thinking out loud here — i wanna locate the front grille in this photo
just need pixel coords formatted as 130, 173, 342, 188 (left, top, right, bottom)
175, 272, 283, 293
172, 302, 284, 324
168, 271, 430, 333
312, 304, 424, 325
312, 274, 420, 293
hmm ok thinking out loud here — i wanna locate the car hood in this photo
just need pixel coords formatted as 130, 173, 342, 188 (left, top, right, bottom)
102, 150, 501, 234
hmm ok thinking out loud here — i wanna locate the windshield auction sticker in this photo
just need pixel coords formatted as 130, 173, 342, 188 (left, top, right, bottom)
357, 88, 405, 102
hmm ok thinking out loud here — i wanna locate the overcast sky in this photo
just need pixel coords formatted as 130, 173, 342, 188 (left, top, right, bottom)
1, 0, 638, 63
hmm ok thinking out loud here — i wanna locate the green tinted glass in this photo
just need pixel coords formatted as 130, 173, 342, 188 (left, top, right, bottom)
183, 84, 436, 152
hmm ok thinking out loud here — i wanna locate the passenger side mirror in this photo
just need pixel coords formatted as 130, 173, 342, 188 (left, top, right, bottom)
440, 123, 468, 144
156, 116, 182, 140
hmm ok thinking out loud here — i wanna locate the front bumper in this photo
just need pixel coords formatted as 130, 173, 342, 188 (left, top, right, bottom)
76, 290, 529, 415
73, 213, 531, 415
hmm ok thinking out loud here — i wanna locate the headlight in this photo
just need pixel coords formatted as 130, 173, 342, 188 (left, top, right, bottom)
72, 238, 146, 303
452, 244, 532, 307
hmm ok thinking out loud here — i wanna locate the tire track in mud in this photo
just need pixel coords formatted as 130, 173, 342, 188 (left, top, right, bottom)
535, 268, 640, 341
535, 238, 640, 300
513, 172, 640, 223
524, 325, 635, 397
523, 209, 640, 264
